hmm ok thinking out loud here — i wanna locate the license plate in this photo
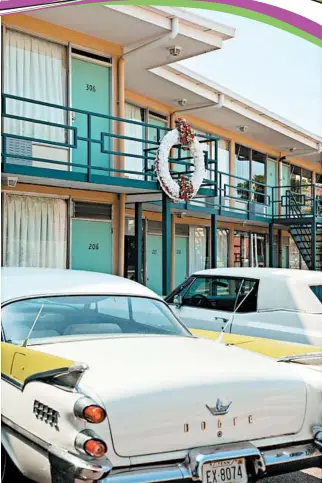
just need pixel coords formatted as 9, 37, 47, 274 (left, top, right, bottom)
202, 458, 247, 483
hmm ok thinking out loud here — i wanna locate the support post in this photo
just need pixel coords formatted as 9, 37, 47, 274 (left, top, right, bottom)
117, 193, 126, 276
228, 228, 234, 267
268, 223, 275, 267
312, 184, 317, 270
211, 214, 217, 268
171, 215, 176, 291
134, 203, 143, 283
162, 192, 172, 296
117, 57, 125, 176
229, 140, 236, 210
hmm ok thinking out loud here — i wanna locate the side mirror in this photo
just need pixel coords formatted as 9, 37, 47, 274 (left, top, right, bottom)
173, 295, 183, 308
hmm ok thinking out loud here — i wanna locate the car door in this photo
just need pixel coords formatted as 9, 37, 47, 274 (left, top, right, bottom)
170, 276, 240, 333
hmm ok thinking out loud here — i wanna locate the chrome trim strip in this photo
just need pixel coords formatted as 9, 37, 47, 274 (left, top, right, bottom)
1, 373, 23, 390
100, 464, 189, 482
49, 445, 112, 480
2, 415, 50, 452
99, 441, 322, 482
263, 442, 322, 467
23, 362, 89, 392
314, 431, 322, 450
278, 353, 322, 364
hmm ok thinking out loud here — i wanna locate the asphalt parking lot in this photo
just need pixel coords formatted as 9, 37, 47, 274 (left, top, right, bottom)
265, 468, 321, 482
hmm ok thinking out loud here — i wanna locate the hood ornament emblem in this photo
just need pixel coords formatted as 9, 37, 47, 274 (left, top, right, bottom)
206, 399, 232, 416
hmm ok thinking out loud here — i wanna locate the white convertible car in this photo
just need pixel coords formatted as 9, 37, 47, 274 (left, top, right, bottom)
1, 267, 322, 483
166, 268, 322, 347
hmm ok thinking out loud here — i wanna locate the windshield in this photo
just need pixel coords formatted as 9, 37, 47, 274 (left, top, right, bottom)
2, 295, 190, 345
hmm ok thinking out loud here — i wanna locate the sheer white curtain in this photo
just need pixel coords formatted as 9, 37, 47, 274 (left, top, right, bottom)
3, 195, 67, 268
189, 226, 206, 274
4, 29, 66, 142
124, 103, 144, 179
217, 229, 228, 267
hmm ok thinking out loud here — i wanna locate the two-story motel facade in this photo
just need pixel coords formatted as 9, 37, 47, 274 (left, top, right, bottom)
1, 5, 322, 295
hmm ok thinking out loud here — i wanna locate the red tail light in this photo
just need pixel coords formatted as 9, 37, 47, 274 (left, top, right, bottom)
74, 397, 106, 424
84, 439, 107, 458
83, 405, 106, 424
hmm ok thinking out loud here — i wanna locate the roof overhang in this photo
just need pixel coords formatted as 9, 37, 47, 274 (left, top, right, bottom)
27, 4, 235, 68
148, 64, 322, 162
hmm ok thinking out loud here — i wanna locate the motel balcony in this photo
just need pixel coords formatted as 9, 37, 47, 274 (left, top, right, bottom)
2, 94, 322, 272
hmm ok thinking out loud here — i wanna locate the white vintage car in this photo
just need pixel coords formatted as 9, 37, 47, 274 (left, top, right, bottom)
1, 267, 322, 483
166, 268, 322, 347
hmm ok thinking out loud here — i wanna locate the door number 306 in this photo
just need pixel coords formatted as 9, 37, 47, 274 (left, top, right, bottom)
86, 84, 96, 92
89, 243, 99, 250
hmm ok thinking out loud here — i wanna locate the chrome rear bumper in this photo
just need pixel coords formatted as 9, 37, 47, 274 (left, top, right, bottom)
95, 439, 322, 482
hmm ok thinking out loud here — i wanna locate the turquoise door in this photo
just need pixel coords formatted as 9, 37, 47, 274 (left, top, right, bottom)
71, 58, 111, 177
175, 237, 188, 287
267, 158, 277, 216
71, 219, 112, 273
146, 234, 162, 295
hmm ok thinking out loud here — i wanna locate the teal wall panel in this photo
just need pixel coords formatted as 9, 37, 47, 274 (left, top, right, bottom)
71, 219, 112, 273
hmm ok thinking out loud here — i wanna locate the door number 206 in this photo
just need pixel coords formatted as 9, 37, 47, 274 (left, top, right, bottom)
89, 243, 99, 250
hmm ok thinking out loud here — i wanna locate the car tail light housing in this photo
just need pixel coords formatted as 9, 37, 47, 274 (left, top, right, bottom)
75, 430, 107, 459
74, 397, 106, 424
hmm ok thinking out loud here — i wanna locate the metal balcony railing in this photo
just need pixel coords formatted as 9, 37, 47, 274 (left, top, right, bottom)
1, 93, 218, 190
2, 94, 322, 224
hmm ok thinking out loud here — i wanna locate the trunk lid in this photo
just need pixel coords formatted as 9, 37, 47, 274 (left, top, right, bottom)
38, 336, 307, 457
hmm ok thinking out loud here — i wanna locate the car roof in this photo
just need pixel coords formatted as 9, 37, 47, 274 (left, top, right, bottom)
190, 268, 322, 313
1, 267, 161, 304
193, 267, 322, 283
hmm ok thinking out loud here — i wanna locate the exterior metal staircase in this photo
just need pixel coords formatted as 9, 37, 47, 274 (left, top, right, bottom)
286, 191, 322, 271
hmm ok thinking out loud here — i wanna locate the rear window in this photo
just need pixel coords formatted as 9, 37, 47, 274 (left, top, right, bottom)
1, 295, 190, 346
310, 285, 322, 303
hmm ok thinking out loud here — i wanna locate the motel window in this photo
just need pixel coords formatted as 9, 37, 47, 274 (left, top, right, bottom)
252, 150, 266, 203
2, 194, 67, 269
290, 165, 313, 194
235, 145, 251, 201
124, 103, 145, 180
3, 29, 67, 148
235, 145, 268, 206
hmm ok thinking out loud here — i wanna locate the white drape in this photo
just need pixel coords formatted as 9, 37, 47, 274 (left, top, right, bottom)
189, 226, 206, 274
3, 195, 67, 268
4, 29, 66, 142
217, 229, 228, 267
124, 103, 144, 179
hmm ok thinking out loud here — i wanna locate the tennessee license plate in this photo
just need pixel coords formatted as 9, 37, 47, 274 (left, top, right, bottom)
202, 458, 247, 483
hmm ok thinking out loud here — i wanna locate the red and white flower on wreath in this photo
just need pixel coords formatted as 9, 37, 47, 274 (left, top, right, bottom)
154, 118, 206, 202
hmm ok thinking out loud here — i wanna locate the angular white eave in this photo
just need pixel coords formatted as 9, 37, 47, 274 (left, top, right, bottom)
150, 64, 322, 151
106, 4, 235, 50
142, 6, 236, 40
